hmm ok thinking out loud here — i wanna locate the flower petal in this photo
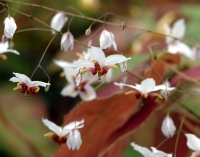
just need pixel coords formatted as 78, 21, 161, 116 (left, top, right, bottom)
164, 24, 173, 44
114, 82, 140, 91
153, 85, 175, 92
42, 118, 62, 136
172, 19, 185, 39
88, 46, 105, 65
140, 78, 156, 93
67, 130, 82, 150
79, 84, 96, 101
100, 30, 113, 50
130, 142, 153, 157
54, 60, 72, 68
185, 134, 200, 152
31, 81, 49, 87
0, 49, 20, 55
61, 84, 79, 97
50, 12, 68, 34
151, 147, 172, 157
4, 17, 17, 38
63, 119, 84, 132
9, 77, 20, 83
12, 72, 32, 86
63, 66, 78, 84
71, 60, 94, 69
104, 55, 131, 66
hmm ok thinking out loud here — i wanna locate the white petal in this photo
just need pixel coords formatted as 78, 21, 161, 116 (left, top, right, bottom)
42, 118, 62, 136
140, 78, 156, 93
104, 55, 131, 66
99, 30, 113, 49
153, 85, 175, 92
103, 68, 113, 83
0, 41, 9, 51
12, 72, 32, 86
185, 134, 200, 152
0, 49, 20, 55
71, 60, 94, 69
61, 33, 74, 51
88, 46, 105, 65
161, 116, 176, 138
110, 32, 117, 50
114, 82, 140, 91
63, 66, 78, 84
61, 84, 78, 97
173, 42, 193, 59
69, 33, 74, 50
31, 81, 49, 87
172, 19, 185, 39
79, 84, 96, 101
130, 142, 153, 157
164, 24, 173, 44
9, 77, 20, 83
4, 17, 17, 38
63, 119, 84, 130
81, 71, 98, 84
151, 147, 172, 157
50, 12, 68, 34
54, 60, 72, 68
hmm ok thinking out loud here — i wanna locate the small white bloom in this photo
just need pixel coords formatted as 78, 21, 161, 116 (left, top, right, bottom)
100, 30, 117, 50
67, 129, 82, 150
71, 46, 130, 80
50, 12, 68, 34
0, 41, 19, 59
131, 142, 172, 157
61, 32, 74, 51
161, 116, 176, 138
114, 78, 175, 99
61, 66, 96, 101
164, 19, 193, 60
42, 118, 84, 144
119, 61, 127, 72
4, 16, 17, 38
9, 72, 50, 95
185, 133, 200, 156
161, 81, 173, 101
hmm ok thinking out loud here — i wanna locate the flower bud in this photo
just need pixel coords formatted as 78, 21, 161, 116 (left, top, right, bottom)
50, 12, 68, 34
85, 28, 91, 36
119, 61, 127, 72
161, 116, 176, 138
67, 129, 82, 150
4, 16, 17, 38
2, 35, 8, 44
61, 32, 74, 51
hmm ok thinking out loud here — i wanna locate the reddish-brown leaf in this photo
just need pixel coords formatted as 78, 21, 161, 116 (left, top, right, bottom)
53, 93, 163, 157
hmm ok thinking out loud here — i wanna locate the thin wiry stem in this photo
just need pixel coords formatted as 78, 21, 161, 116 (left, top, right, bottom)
126, 70, 144, 80
0, 101, 43, 157
0, 0, 198, 49
16, 28, 52, 33
30, 34, 56, 79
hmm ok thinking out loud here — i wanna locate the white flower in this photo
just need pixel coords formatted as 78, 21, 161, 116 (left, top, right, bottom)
185, 133, 200, 156
4, 16, 17, 38
42, 118, 84, 144
131, 142, 172, 157
61, 66, 97, 101
9, 72, 50, 96
161, 116, 176, 138
114, 78, 175, 99
67, 129, 82, 150
71, 46, 130, 80
99, 30, 117, 50
61, 32, 74, 51
119, 61, 127, 72
164, 19, 193, 60
0, 41, 19, 59
50, 12, 68, 34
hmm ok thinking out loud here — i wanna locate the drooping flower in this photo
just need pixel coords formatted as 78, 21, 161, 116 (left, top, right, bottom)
61, 66, 97, 101
61, 32, 74, 51
161, 116, 176, 138
0, 41, 19, 60
67, 129, 82, 150
42, 118, 84, 145
119, 61, 127, 72
185, 133, 200, 156
164, 19, 193, 60
50, 12, 68, 34
131, 142, 172, 157
99, 30, 117, 50
4, 16, 17, 38
9, 72, 50, 96
114, 78, 175, 99
71, 46, 130, 80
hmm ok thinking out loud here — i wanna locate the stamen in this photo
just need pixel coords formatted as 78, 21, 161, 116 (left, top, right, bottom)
60, 72, 65, 77
75, 52, 84, 59
0, 54, 7, 60
44, 132, 54, 138
125, 90, 135, 95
